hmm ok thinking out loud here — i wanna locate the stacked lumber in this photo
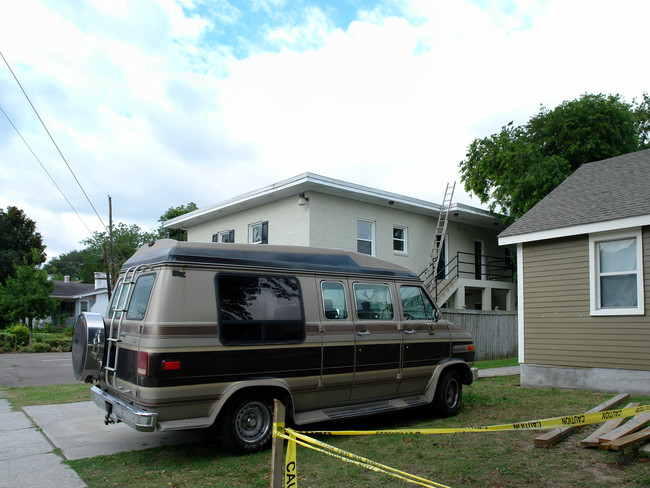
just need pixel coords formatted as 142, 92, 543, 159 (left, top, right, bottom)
534, 393, 629, 448
588, 407, 650, 451
533, 393, 650, 451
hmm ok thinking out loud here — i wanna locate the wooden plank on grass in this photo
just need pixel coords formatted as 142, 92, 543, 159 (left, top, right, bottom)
580, 402, 640, 448
598, 410, 650, 444
600, 426, 650, 451
534, 393, 630, 448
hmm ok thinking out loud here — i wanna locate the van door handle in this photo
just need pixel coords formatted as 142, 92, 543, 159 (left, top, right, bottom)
404, 329, 416, 335
356, 330, 371, 336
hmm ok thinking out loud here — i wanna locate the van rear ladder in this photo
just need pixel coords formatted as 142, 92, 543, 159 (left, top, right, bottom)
104, 265, 147, 390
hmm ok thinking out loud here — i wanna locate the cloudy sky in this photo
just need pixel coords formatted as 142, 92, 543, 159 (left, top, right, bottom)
1, 0, 648, 259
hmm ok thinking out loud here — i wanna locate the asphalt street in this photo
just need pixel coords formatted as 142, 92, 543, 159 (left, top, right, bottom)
0, 352, 78, 387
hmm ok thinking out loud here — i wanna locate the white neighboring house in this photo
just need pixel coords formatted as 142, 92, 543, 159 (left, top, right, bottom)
50, 272, 110, 326
163, 173, 516, 311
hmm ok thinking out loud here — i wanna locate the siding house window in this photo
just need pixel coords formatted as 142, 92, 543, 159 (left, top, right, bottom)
357, 220, 375, 255
213, 229, 235, 243
589, 229, 644, 316
249, 221, 268, 244
393, 226, 407, 253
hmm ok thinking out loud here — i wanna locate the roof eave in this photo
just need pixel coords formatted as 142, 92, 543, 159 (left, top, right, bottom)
499, 214, 650, 245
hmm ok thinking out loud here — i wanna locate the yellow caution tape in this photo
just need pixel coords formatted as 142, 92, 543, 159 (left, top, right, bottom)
275, 428, 450, 488
273, 404, 650, 488
298, 404, 650, 436
285, 431, 298, 488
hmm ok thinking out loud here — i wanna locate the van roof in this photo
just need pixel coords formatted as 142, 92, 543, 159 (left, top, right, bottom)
123, 239, 419, 279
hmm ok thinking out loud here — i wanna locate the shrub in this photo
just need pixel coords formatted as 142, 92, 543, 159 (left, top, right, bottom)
28, 342, 52, 353
6, 324, 30, 347
44, 337, 72, 352
0, 332, 17, 351
43, 322, 58, 334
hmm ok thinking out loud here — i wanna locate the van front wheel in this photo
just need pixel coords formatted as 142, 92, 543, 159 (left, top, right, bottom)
220, 394, 274, 455
433, 370, 462, 417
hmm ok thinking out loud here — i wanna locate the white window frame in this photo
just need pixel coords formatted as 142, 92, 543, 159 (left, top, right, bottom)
249, 221, 267, 244
393, 225, 407, 254
589, 228, 644, 316
217, 230, 234, 243
357, 219, 375, 256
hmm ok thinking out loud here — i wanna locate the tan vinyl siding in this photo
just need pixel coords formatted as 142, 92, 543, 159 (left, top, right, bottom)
522, 229, 650, 371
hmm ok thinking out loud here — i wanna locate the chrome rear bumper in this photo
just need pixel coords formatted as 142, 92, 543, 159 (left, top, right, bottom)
91, 385, 158, 432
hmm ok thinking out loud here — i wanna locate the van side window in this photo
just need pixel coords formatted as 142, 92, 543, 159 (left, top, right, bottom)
321, 281, 348, 320
400, 285, 436, 320
217, 274, 305, 344
108, 278, 126, 319
354, 283, 393, 320
126, 274, 156, 320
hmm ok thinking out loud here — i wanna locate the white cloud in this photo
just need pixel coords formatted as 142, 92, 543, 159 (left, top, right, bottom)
1, 0, 648, 259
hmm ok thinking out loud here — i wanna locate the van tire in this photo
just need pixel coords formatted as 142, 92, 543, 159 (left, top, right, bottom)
220, 393, 275, 455
432, 369, 462, 417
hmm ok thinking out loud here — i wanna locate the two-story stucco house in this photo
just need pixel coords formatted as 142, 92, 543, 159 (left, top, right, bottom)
163, 173, 516, 312
499, 149, 650, 395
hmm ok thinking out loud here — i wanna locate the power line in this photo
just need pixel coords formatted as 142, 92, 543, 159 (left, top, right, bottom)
0, 50, 108, 233
0, 105, 95, 236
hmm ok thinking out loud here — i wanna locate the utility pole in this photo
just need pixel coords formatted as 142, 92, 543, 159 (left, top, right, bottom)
109, 195, 116, 293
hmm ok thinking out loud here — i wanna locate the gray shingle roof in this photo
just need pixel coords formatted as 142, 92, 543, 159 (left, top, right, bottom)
51, 281, 95, 298
499, 149, 650, 238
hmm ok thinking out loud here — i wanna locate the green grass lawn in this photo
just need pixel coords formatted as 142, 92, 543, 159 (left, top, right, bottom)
2, 383, 91, 409
474, 357, 519, 369
34, 376, 645, 488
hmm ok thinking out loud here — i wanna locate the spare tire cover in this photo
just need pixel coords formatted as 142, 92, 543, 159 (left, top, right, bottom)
72, 312, 106, 382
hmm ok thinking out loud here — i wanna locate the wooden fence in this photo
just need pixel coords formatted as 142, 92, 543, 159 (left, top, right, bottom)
442, 309, 518, 361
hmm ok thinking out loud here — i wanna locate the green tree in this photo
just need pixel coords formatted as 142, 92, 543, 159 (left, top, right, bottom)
157, 202, 198, 241
0, 250, 58, 340
0, 206, 46, 284
43, 248, 100, 284
459, 93, 645, 223
633, 92, 650, 149
82, 222, 155, 287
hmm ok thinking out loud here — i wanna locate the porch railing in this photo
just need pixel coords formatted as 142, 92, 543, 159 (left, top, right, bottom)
423, 252, 515, 303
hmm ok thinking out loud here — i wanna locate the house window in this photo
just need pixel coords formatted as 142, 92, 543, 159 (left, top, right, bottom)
393, 226, 407, 253
213, 229, 235, 243
357, 220, 375, 255
589, 229, 644, 316
249, 221, 268, 244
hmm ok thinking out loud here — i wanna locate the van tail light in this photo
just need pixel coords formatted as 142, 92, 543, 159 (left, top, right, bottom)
137, 351, 149, 376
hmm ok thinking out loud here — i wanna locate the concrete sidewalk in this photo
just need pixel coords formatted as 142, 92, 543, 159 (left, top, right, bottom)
0, 396, 86, 488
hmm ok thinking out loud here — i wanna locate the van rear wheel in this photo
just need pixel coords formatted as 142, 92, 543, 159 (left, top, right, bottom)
220, 394, 274, 455
433, 369, 462, 417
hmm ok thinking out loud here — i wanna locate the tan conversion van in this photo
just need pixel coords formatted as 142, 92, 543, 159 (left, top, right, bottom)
72, 239, 475, 454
